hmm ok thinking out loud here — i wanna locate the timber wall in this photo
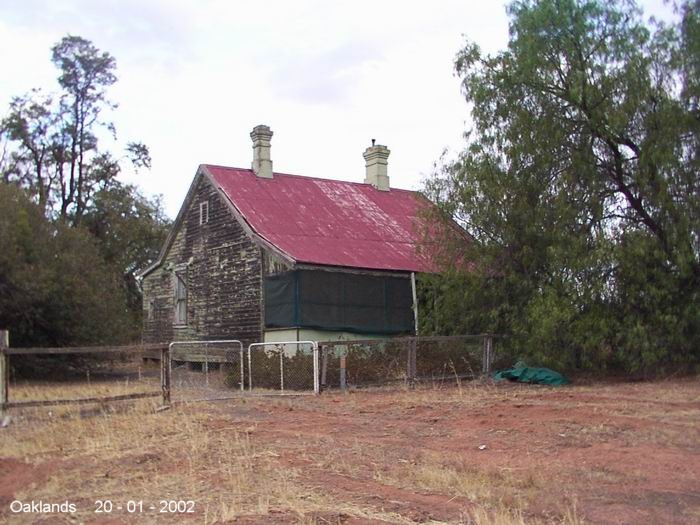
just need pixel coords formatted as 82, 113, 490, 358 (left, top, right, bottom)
142, 176, 263, 347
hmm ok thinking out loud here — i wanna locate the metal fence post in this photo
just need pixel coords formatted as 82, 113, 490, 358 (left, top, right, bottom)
313, 343, 320, 395
279, 345, 285, 392
247, 346, 253, 391
240, 346, 245, 392
204, 343, 209, 387
320, 345, 328, 391
0, 330, 9, 412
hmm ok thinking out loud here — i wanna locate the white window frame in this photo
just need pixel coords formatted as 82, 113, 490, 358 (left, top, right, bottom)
199, 200, 209, 225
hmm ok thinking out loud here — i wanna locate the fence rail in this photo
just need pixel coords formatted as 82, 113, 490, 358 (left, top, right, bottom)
0, 331, 505, 411
2, 343, 169, 355
0, 330, 170, 412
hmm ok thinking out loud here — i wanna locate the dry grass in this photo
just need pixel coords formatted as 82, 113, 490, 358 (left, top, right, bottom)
3, 401, 443, 524
4, 403, 313, 523
2, 378, 699, 524
377, 453, 542, 505
8, 368, 161, 403
468, 505, 585, 525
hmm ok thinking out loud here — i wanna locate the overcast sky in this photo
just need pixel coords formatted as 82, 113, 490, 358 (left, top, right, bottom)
0, 0, 676, 218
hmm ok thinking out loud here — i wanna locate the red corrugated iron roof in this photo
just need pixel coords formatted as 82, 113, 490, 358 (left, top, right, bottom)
205, 165, 442, 272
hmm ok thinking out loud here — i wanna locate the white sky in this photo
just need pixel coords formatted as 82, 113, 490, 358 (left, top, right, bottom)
0, 0, 676, 218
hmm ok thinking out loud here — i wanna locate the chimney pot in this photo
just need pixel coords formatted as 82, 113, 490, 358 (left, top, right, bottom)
363, 143, 390, 191
250, 125, 273, 179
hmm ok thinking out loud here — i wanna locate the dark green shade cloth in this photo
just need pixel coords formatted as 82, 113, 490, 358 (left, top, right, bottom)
264, 269, 414, 334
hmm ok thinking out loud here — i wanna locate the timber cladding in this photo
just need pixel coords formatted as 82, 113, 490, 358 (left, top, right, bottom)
142, 175, 263, 347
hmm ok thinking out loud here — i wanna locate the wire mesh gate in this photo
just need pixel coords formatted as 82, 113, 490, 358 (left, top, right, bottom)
168, 340, 320, 400
166, 336, 499, 400
247, 341, 320, 394
168, 340, 244, 401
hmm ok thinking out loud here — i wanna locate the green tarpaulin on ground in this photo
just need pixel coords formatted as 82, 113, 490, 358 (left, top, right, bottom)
493, 361, 570, 385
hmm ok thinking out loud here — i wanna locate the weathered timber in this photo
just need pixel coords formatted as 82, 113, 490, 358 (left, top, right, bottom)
142, 174, 263, 348
6, 391, 161, 409
161, 347, 171, 405
4, 343, 169, 356
0, 330, 9, 410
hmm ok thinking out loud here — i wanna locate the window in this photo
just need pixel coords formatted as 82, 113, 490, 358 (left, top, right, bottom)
199, 201, 209, 225
174, 272, 187, 325
148, 298, 156, 321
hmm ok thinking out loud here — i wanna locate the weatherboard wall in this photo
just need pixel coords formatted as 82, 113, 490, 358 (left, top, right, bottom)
141, 176, 263, 347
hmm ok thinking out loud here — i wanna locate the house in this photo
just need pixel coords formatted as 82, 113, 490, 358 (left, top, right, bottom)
141, 125, 458, 347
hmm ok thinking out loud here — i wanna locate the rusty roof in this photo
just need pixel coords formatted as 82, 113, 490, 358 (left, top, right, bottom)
205, 165, 442, 272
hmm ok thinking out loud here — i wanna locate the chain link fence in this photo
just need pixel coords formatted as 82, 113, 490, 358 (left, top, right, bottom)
247, 341, 319, 394
319, 335, 503, 390
169, 340, 244, 402
168, 340, 320, 400
1, 333, 508, 411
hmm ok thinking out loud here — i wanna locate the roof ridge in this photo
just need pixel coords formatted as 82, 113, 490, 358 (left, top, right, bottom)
202, 163, 419, 194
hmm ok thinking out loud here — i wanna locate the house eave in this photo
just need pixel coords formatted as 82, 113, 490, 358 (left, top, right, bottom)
198, 165, 297, 267
138, 165, 298, 281
293, 263, 413, 278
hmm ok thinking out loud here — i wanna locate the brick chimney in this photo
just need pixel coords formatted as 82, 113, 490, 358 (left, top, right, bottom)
250, 125, 273, 179
363, 141, 390, 191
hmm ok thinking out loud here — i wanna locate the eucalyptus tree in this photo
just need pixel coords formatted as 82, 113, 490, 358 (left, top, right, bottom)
0, 36, 166, 347
2, 35, 150, 223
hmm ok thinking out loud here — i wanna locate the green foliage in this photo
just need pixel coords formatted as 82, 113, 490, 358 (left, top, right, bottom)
0, 184, 131, 346
81, 184, 170, 323
1, 35, 151, 223
422, 0, 700, 374
0, 35, 170, 348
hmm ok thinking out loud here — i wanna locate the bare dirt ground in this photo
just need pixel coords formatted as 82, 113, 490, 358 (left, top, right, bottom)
1, 378, 699, 524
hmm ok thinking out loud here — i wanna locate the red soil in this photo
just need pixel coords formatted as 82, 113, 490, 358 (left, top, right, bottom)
1, 379, 699, 524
